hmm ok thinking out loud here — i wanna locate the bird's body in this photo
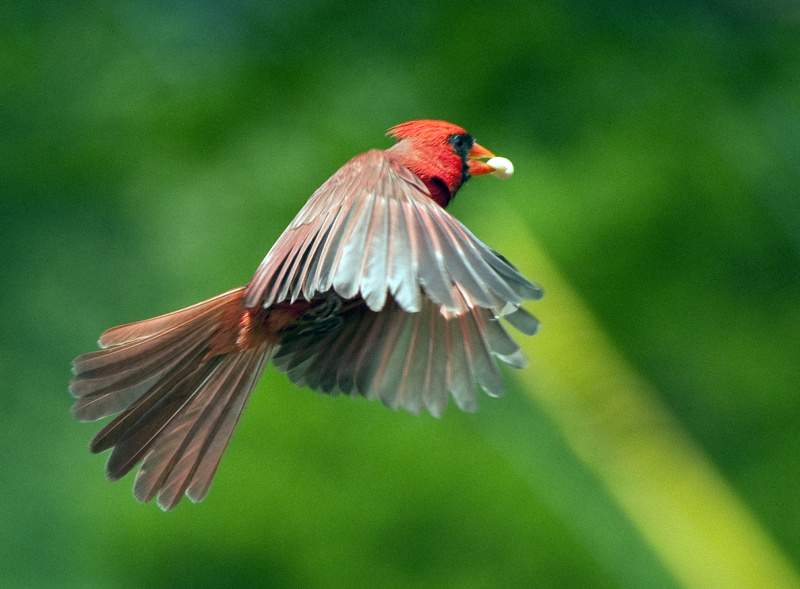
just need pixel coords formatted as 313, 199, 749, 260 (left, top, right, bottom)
70, 120, 541, 510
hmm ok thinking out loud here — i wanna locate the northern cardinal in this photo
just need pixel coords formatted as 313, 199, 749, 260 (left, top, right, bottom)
70, 120, 542, 510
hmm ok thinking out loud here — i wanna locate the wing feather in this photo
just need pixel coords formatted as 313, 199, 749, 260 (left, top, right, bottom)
359, 193, 390, 311
243, 151, 540, 317
352, 305, 408, 399
445, 318, 478, 412
385, 198, 420, 312
422, 303, 449, 417
391, 308, 427, 414
409, 203, 457, 310
273, 294, 526, 417
457, 309, 505, 398
332, 191, 376, 300
314, 202, 361, 294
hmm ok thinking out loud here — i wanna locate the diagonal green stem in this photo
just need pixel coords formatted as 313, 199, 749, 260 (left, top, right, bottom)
480, 212, 800, 589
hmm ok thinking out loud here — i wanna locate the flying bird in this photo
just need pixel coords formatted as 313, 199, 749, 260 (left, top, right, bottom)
70, 120, 542, 510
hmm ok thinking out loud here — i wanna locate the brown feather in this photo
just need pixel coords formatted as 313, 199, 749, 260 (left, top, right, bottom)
70, 288, 276, 508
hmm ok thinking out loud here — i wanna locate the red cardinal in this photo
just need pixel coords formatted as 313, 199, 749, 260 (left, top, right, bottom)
70, 120, 542, 510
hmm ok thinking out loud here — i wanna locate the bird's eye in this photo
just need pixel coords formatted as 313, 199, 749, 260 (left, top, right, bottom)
448, 133, 474, 158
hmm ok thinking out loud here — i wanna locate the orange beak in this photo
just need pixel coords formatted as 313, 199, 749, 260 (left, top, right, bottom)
467, 142, 496, 176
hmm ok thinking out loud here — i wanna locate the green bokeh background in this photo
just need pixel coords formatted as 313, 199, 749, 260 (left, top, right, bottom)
3, 1, 799, 587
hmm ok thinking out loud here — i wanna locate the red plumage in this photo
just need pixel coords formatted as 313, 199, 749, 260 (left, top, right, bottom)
70, 120, 542, 510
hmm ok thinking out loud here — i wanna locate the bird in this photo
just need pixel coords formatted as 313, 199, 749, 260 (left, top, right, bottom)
69, 120, 543, 510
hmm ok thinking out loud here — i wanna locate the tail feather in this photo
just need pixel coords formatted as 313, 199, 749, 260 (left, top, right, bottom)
150, 349, 269, 509
104, 355, 222, 481
97, 288, 245, 348
88, 345, 209, 455
132, 354, 243, 504
71, 323, 216, 421
69, 287, 274, 510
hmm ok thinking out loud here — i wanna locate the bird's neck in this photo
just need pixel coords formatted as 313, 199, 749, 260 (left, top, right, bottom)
385, 144, 460, 208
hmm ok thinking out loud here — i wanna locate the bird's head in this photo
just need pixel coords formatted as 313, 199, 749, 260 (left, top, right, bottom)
386, 120, 513, 207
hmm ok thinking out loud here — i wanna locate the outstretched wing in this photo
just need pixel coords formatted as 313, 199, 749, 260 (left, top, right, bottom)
243, 150, 542, 317
272, 289, 538, 418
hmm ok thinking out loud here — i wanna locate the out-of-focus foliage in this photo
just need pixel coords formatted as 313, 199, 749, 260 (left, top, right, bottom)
2, 1, 799, 587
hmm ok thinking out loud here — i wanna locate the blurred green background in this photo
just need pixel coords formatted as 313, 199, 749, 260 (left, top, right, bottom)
3, 1, 800, 587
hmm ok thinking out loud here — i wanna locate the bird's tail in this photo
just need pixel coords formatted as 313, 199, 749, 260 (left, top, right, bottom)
69, 287, 273, 510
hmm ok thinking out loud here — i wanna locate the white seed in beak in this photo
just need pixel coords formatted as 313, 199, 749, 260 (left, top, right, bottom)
487, 157, 514, 179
